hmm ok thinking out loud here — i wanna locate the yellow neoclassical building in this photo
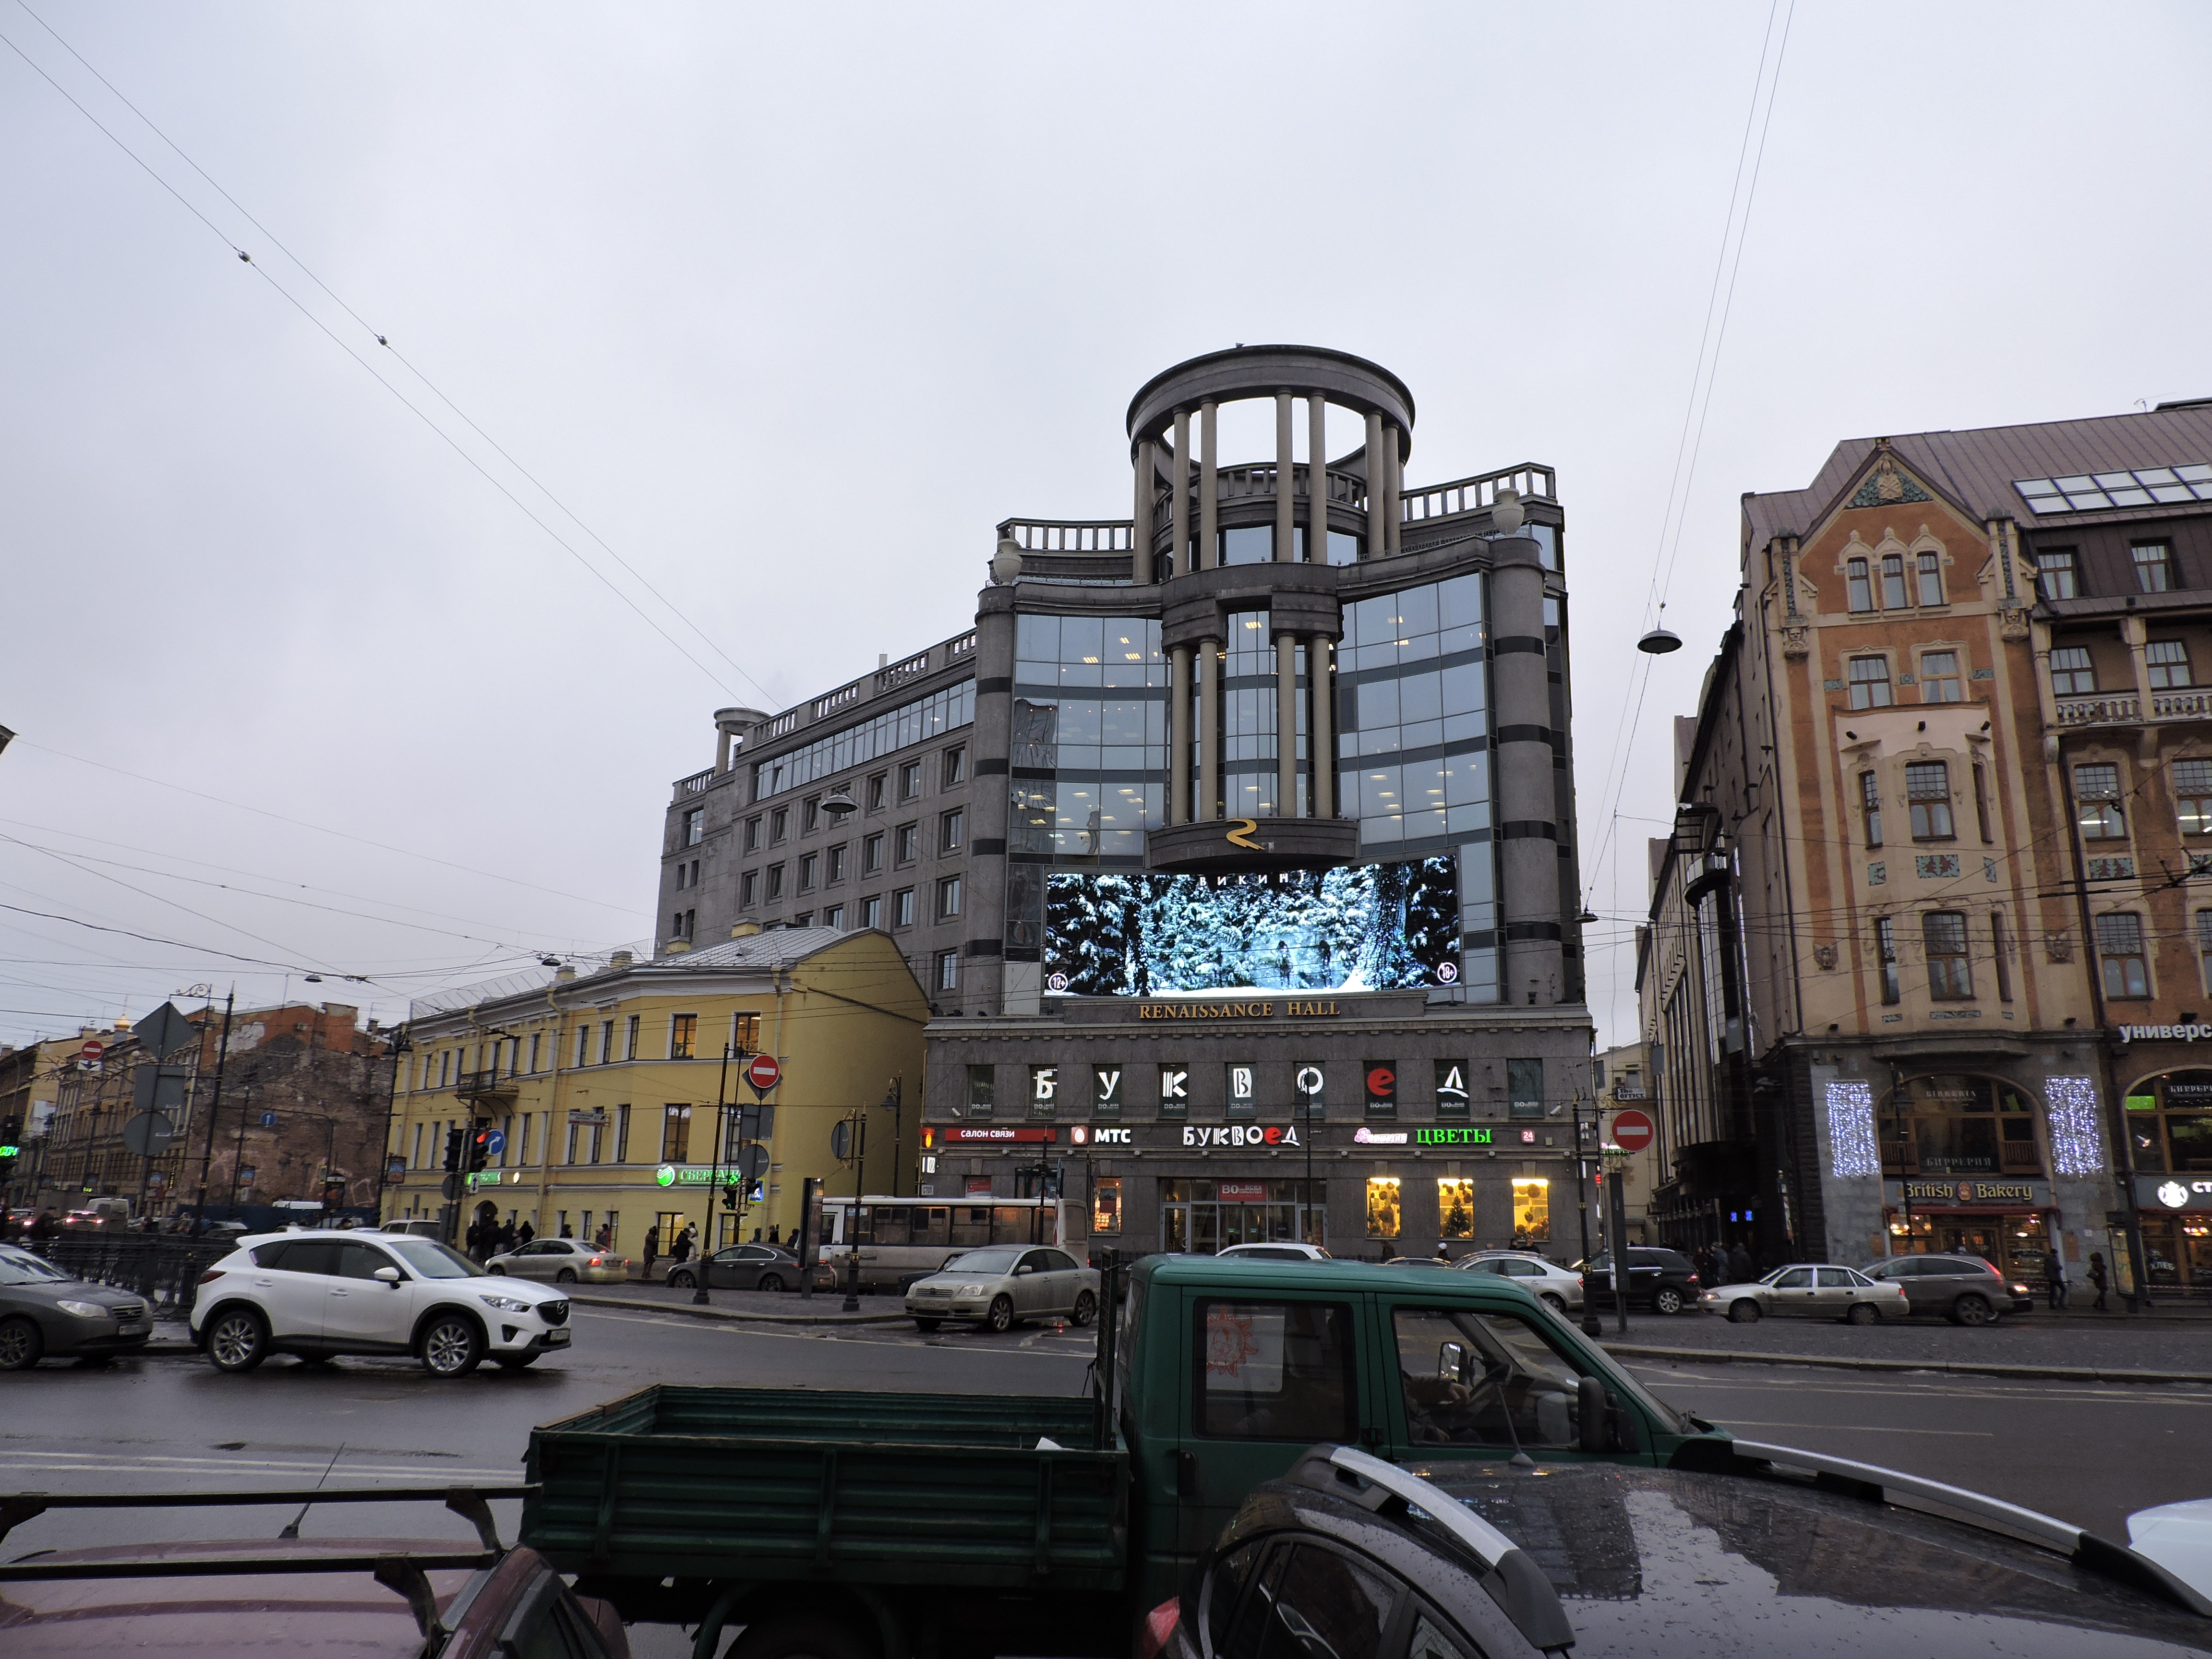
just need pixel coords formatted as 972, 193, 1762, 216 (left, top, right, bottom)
382, 928, 926, 1253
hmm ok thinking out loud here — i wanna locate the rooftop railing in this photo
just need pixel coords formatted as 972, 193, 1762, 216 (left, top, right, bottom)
1001, 519, 1133, 552
1400, 463, 1557, 526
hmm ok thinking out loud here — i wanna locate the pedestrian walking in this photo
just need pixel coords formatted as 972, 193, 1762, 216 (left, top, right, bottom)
594, 1222, 612, 1251
671, 1226, 693, 1265
497, 1220, 517, 1254
2046, 1246, 2068, 1311
643, 1224, 660, 1277
1728, 1241, 1755, 1286
517, 1218, 535, 1246
2089, 1250, 2110, 1312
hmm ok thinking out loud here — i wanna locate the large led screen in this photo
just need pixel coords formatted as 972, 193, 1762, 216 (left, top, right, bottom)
1045, 860, 1459, 996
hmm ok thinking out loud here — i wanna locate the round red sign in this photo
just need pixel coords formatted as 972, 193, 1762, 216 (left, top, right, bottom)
79, 1039, 105, 1061
1610, 1108, 1655, 1153
744, 1053, 782, 1094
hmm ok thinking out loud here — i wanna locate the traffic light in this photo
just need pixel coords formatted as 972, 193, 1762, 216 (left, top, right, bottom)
468, 1122, 492, 1175
722, 1182, 739, 1211
443, 1126, 464, 1172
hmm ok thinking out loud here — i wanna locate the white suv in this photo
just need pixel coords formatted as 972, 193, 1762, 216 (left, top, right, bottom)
190, 1229, 572, 1376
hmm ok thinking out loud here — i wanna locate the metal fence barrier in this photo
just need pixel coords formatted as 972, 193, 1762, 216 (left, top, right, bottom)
24, 1238, 233, 1322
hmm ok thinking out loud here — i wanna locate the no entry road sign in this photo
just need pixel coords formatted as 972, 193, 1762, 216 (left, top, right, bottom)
79, 1039, 105, 1062
1610, 1108, 1655, 1154
745, 1053, 782, 1095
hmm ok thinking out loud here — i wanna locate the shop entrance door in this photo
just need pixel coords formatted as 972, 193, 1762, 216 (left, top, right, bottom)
1159, 1179, 1325, 1254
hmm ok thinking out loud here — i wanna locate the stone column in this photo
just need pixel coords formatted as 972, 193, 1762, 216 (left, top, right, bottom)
1310, 636, 1334, 817
1198, 638, 1221, 819
1364, 410, 1385, 560
1384, 427, 1403, 554
1170, 645, 1193, 824
1171, 409, 1190, 579
1200, 401, 1219, 572
1132, 438, 1155, 583
1491, 536, 1563, 1004
1275, 633, 1298, 816
1309, 395, 1329, 564
1275, 393, 1295, 563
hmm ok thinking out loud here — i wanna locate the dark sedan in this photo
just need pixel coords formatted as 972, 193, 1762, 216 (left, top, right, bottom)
1574, 1245, 1704, 1314
0, 1243, 153, 1369
664, 1242, 832, 1293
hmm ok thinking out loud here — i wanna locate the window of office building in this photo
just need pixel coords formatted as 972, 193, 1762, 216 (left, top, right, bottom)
936, 950, 958, 991
1907, 762, 1953, 839
940, 809, 963, 851
943, 746, 965, 786
802, 797, 820, 834
863, 895, 884, 929
683, 807, 704, 847
2098, 912, 2150, 998
1847, 656, 1892, 709
767, 863, 785, 899
625, 1016, 640, 1060
937, 876, 962, 919
799, 854, 818, 891
740, 870, 759, 908
1920, 651, 1962, 703
1337, 575, 1489, 849
770, 807, 787, 843
751, 680, 975, 801
745, 816, 762, 851
864, 831, 885, 872
1011, 614, 1171, 860
893, 888, 915, 927
899, 761, 922, 799
2050, 646, 2096, 695
965, 1064, 995, 1119
896, 824, 918, 863
2076, 764, 2126, 839
827, 844, 846, 882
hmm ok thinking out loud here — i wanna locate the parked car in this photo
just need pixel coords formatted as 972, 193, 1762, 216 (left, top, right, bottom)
485, 1238, 630, 1285
380, 1218, 443, 1237
1148, 1441, 2212, 1659
190, 1229, 572, 1375
1214, 1241, 1332, 1262
0, 1243, 153, 1369
1574, 1246, 1704, 1313
904, 1244, 1100, 1333
1857, 1251, 2034, 1323
1457, 1249, 1585, 1312
665, 1242, 831, 1293
1699, 1262, 1911, 1324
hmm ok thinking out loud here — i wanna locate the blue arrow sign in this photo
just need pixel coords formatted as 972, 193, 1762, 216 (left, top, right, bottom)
483, 1129, 507, 1156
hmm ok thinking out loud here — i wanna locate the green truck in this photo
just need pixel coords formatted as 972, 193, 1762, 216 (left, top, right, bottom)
520, 1255, 1722, 1659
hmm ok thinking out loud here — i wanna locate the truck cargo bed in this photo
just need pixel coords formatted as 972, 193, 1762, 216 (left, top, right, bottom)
522, 1386, 1126, 1591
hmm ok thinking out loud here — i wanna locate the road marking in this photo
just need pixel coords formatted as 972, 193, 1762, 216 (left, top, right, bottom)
1626, 1369, 2212, 1409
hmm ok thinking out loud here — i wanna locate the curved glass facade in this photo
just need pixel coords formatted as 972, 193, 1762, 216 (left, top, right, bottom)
1012, 616, 1167, 861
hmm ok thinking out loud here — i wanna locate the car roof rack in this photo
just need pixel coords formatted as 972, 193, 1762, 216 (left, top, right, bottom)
1726, 1441, 2212, 1618
1292, 1445, 1575, 1654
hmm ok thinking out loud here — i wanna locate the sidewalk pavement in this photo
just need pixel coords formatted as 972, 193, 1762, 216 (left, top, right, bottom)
569, 1280, 915, 1325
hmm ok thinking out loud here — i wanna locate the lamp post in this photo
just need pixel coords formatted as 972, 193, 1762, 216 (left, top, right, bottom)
878, 1078, 903, 1197
697, 1044, 731, 1307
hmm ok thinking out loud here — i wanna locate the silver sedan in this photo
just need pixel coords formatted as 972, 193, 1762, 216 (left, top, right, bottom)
904, 1245, 1100, 1334
486, 1238, 631, 1285
1700, 1262, 1909, 1325
1455, 1250, 1585, 1312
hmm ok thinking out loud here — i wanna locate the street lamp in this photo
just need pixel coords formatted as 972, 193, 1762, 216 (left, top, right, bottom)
878, 1078, 903, 1197
697, 1044, 732, 1307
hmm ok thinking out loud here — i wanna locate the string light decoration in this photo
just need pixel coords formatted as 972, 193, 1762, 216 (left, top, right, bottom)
1825, 1080, 1880, 1179
2044, 1076, 2106, 1176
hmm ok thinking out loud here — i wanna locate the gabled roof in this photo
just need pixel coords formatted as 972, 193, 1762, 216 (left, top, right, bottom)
1743, 404, 2212, 555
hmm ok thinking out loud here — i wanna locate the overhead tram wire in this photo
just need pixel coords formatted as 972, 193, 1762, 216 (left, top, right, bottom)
0, 16, 768, 708
1582, 0, 1798, 915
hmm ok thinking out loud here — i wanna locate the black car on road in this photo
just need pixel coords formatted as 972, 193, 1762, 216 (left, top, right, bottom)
664, 1242, 832, 1293
1573, 1246, 1703, 1314
1151, 1441, 2212, 1659
0, 1243, 153, 1369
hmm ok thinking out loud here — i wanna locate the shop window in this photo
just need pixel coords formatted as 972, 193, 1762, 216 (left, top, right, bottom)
1364, 1061, 1397, 1118
2122, 1072, 2212, 1177
1160, 1066, 1190, 1118
1226, 1063, 1256, 1118
1511, 1177, 1550, 1245
1886, 1074, 2039, 1178
1091, 1177, 1122, 1236
964, 1064, 995, 1120
1437, 1179, 1475, 1239
661, 1105, 691, 1164
1916, 550, 1946, 605
1091, 1064, 1123, 1119
2097, 912, 2150, 998
1433, 1060, 1470, 1120
1192, 1299, 1357, 1442
2039, 549, 2078, 601
1846, 557, 1873, 612
1029, 1064, 1058, 1119
2075, 763, 2126, 838
1293, 1063, 1325, 1121
2134, 542, 2174, 593
2049, 647, 2096, 696
1365, 1178, 1402, 1239
1874, 916, 1901, 1005
2148, 640, 2193, 691
1907, 762, 1954, 840
2177, 761, 2212, 834
1923, 912, 1973, 1000
1920, 651, 1962, 703
1508, 1058, 1544, 1120
1881, 553, 1909, 609
1847, 656, 1893, 710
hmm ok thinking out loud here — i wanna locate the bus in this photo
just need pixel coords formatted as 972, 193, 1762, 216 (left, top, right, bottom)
818, 1194, 1081, 1292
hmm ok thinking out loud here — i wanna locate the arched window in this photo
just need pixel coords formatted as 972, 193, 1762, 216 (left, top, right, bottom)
1916, 550, 1945, 605
1846, 558, 1873, 612
1881, 553, 1909, 608
1883, 1073, 2039, 1177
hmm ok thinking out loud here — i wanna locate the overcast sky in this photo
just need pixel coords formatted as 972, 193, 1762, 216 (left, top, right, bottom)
3, 2, 2208, 1054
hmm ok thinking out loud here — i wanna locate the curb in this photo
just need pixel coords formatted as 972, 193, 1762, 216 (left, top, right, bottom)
567, 1292, 909, 1328
1602, 1341, 2212, 1387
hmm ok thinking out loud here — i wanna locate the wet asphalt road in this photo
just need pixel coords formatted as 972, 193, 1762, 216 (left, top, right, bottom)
7, 1303, 2211, 1650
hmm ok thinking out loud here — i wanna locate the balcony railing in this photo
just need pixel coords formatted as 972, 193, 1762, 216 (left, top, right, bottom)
454, 1069, 517, 1101
1400, 463, 1557, 526
2055, 687, 2212, 728
1000, 518, 1133, 553
678, 769, 716, 795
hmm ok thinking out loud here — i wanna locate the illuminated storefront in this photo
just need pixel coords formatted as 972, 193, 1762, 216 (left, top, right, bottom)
2121, 1070, 2212, 1291
1511, 1176, 1550, 1246
1877, 1075, 2057, 1287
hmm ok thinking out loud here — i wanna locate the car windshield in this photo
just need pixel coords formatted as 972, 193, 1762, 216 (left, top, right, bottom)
0, 1251, 69, 1285
384, 1238, 485, 1279
945, 1247, 1021, 1275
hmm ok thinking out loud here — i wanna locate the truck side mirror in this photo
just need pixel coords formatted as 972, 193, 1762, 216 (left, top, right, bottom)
1578, 1376, 1610, 1452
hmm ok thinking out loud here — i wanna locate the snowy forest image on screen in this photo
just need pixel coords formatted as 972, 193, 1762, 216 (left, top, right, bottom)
1045, 859, 1459, 995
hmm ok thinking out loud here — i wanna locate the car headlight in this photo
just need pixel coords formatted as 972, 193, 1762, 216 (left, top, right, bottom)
57, 1299, 109, 1319
480, 1294, 534, 1314
959, 1284, 987, 1296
